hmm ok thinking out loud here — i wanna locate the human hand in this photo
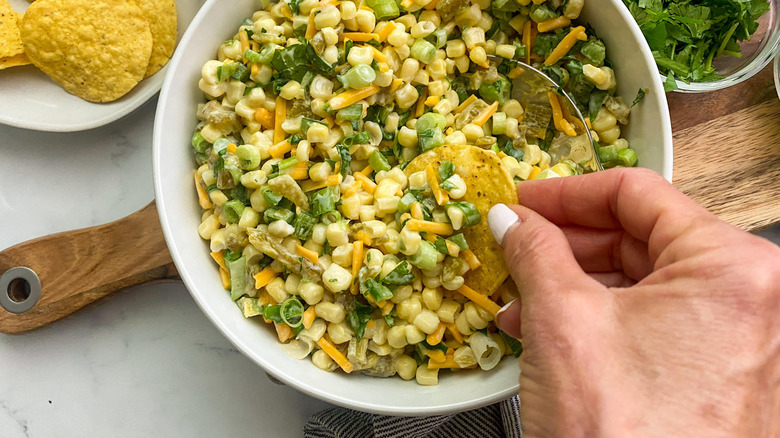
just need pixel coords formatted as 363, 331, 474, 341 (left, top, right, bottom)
488, 168, 780, 438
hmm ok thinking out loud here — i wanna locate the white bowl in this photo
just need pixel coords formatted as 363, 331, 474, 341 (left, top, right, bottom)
153, 0, 672, 416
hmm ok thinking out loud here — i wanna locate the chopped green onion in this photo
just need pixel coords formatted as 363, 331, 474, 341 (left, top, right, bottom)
191, 132, 210, 153
397, 192, 417, 214
513, 42, 528, 60
366, 0, 400, 20
280, 296, 304, 328
243, 49, 263, 63
262, 186, 283, 206
369, 150, 391, 172
213, 138, 231, 155
597, 144, 618, 163
492, 112, 507, 135
408, 240, 438, 271
292, 211, 318, 240
616, 148, 638, 167
311, 188, 336, 215
337, 64, 377, 89
449, 233, 469, 250
228, 256, 247, 300
320, 210, 342, 225
278, 156, 299, 173
418, 128, 444, 152
416, 112, 447, 133
236, 144, 261, 170
446, 202, 481, 228
216, 63, 238, 82
256, 44, 279, 65
530, 3, 559, 22
410, 39, 437, 64
223, 199, 246, 224
361, 278, 394, 302
264, 206, 295, 224
429, 28, 448, 49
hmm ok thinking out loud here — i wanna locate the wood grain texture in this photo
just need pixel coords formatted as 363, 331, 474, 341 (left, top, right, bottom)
0, 202, 178, 334
667, 65, 777, 132
672, 99, 780, 231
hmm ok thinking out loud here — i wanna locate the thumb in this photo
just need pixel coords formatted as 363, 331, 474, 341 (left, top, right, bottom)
488, 203, 592, 338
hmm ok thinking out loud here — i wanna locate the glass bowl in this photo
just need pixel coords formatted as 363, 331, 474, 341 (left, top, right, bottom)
669, 0, 780, 93
775, 51, 780, 99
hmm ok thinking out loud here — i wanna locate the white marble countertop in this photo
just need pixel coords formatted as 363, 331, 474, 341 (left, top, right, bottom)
0, 99, 334, 437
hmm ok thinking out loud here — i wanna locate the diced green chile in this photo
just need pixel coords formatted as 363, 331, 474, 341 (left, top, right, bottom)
478, 76, 511, 104
228, 256, 247, 301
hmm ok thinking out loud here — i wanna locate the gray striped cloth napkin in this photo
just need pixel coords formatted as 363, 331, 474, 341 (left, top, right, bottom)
304, 395, 522, 437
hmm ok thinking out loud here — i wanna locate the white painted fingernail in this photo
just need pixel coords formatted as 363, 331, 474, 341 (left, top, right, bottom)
495, 299, 515, 321
488, 204, 519, 245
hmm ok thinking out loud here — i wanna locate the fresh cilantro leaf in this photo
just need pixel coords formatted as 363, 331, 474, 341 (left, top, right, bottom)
380, 261, 415, 285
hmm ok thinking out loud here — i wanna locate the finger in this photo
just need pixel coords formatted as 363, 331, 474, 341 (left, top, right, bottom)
488, 203, 599, 338
560, 226, 653, 280
495, 296, 523, 339
588, 272, 636, 288
516, 167, 712, 263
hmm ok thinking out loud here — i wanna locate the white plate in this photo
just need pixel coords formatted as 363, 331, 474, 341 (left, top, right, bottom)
0, 0, 206, 132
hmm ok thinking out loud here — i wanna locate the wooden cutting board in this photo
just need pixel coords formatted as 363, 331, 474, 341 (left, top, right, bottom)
1, 65, 778, 334
668, 65, 780, 232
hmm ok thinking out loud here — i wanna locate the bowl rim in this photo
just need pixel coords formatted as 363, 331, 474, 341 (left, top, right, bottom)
153, 0, 673, 416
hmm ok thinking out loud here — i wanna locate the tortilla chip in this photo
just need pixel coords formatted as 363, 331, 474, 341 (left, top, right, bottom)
19, 0, 153, 102
405, 144, 517, 296
0, 0, 25, 60
135, 0, 177, 78
0, 52, 31, 69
